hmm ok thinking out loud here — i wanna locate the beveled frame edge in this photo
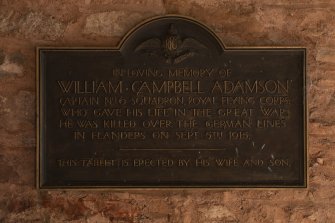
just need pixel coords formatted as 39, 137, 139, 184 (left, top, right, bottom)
36, 14, 308, 190
36, 47, 39, 190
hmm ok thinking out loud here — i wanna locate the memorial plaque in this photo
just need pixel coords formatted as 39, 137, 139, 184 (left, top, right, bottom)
37, 16, 306, 188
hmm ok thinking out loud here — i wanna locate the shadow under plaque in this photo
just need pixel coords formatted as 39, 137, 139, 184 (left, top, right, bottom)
37, 15, 307, 189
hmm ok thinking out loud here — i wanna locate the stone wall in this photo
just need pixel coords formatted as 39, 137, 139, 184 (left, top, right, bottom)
0, 0, 334, 222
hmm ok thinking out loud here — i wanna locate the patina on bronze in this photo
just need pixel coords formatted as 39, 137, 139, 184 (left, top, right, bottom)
37, 15, 306, 189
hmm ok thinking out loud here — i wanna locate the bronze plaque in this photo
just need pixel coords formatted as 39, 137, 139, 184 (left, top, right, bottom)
37, 16, 306, 188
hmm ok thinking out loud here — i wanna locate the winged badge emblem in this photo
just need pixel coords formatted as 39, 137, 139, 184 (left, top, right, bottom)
135, 24, 208, 64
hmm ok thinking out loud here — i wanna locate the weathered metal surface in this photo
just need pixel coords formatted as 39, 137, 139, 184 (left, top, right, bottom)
37, 16, 306, 188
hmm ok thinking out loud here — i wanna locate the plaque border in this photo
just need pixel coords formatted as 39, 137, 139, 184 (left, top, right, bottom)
36, 15, 307, 190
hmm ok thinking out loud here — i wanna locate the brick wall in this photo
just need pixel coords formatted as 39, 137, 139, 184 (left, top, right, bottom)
0, 0, 334, 222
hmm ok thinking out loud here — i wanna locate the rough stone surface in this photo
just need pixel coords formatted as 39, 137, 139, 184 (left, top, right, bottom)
0, 0, 334, 222
84, 11, 149, 37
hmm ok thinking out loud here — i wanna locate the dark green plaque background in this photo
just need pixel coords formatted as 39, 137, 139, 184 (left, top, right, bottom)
37, 16, 306, 188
